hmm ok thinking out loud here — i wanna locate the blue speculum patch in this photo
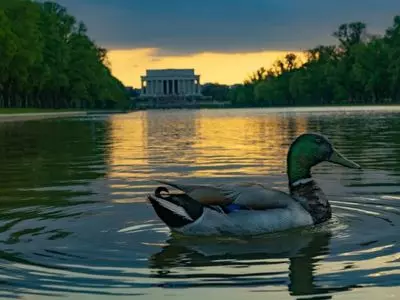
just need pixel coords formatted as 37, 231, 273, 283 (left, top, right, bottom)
224, 203, 245, 213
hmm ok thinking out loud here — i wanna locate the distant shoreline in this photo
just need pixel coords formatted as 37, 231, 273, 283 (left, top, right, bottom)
0, 111, 88, 122
0, 109, 133, 122
132, 104, 400, 112
1, 105, 399, 122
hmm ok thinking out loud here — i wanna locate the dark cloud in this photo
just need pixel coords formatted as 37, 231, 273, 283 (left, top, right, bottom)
56, 0, 400, 53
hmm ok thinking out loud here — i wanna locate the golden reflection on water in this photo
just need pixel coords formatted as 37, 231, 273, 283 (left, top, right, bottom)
192, 113, 308, 176
107, 112, 149, 180
107, 110, 309, 180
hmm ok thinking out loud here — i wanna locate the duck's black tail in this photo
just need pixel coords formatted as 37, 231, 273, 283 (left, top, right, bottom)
147, 187, 204, 228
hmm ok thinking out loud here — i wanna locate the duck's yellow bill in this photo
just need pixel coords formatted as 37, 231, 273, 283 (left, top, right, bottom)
328, 148, 361, 169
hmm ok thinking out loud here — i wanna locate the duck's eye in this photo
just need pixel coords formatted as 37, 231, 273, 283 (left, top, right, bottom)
315, 138, 323, 144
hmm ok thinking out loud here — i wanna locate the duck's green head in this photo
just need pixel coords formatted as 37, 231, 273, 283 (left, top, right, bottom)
287, 133, 361, 186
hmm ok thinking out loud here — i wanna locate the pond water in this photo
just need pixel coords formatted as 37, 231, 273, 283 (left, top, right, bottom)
0, 107, 399, 299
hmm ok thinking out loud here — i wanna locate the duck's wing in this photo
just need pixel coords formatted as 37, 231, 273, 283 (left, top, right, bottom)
156, 180, 230, 205
216, 182, 295, 209
155, 180, 295, 209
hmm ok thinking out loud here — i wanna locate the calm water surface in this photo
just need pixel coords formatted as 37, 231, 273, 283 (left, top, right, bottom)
0, 107, 400, 299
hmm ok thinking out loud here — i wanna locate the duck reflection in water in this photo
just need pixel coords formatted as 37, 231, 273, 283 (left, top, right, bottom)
149, 228, 355, 297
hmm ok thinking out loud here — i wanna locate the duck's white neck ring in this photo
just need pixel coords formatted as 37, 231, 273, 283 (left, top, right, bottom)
291, 178, 313, 187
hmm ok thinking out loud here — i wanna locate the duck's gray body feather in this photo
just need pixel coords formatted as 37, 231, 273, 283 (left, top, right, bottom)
172, 201, 314, 236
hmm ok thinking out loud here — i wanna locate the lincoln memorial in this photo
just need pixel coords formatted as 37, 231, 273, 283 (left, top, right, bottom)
141, 69, 201, 97
136, 69, 209, 108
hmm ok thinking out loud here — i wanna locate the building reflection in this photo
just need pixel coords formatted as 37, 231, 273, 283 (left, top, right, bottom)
145, 109, 199, 169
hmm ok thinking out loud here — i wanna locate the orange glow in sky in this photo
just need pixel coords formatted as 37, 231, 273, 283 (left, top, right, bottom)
107, 48, 304, 88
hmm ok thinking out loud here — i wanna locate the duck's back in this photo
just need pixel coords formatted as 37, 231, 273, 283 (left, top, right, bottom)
173, 202, 314, 236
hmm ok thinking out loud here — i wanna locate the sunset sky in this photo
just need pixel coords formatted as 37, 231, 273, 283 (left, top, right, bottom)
56, 0, 400, 88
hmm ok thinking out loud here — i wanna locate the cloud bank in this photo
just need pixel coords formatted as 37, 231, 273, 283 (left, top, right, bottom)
56, 0, 400, 53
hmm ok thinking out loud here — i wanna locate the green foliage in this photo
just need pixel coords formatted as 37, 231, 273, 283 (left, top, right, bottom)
229, 16, 400, 106
201, 83, 230, 101
0, 0, 128, 109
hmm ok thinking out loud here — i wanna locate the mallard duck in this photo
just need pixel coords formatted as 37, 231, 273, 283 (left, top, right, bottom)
147, 133, 361, 236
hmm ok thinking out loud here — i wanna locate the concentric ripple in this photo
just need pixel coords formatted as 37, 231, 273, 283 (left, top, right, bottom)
0, 107, 399, 299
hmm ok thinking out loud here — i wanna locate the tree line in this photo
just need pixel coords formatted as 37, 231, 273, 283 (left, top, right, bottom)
0, 0, 128, 110
202, 16, 400, 107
